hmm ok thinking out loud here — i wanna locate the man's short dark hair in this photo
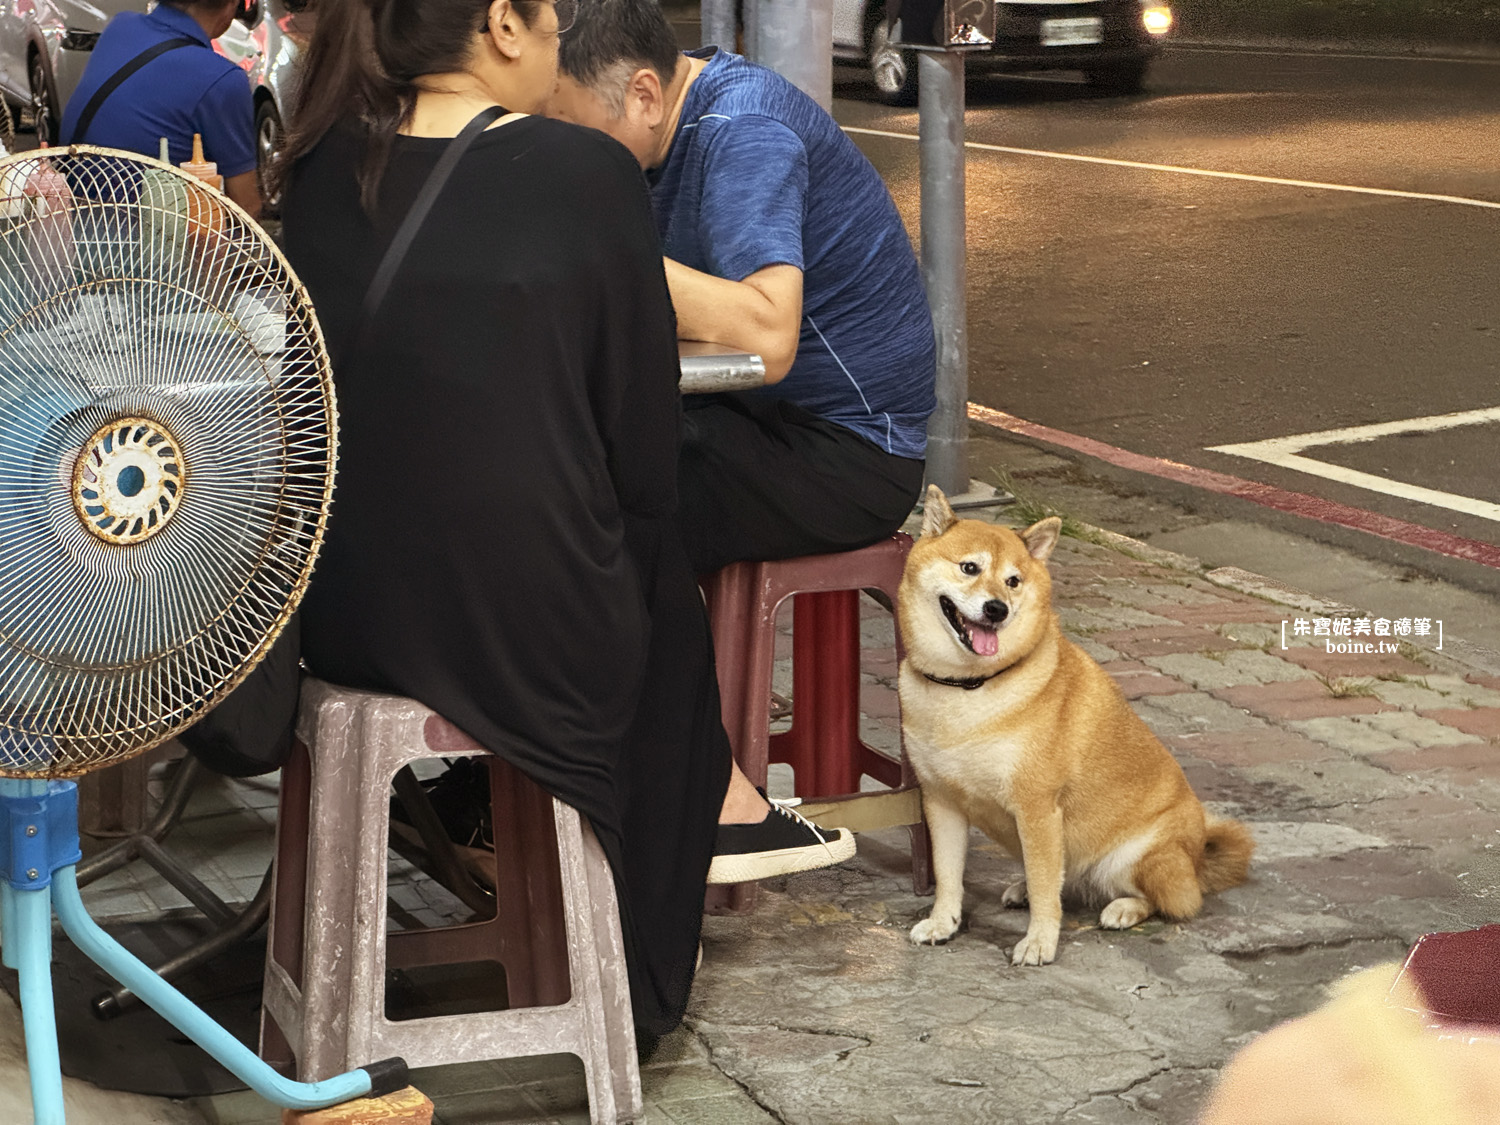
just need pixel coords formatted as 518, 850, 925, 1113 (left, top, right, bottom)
559, 0, 683, 110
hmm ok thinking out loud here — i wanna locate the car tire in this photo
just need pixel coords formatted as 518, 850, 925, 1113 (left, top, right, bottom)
867, 8, 918, 106
255, 98, 284, 218
1085, 60, 1149, 96
28, 50, 58, 146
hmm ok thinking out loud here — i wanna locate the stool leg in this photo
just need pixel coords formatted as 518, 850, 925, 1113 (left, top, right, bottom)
261, 741, 312, 1074
488, 756, 569, 1009
552, 801, 622, 1125
580, 821, 644, 1123
704, 564, 776, 912
772, 590, 864, 798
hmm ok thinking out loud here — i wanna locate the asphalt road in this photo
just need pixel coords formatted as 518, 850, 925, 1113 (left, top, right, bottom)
832, 45, 1500, 574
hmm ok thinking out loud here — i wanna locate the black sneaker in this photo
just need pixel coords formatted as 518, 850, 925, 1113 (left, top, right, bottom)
707, 796, 856, 884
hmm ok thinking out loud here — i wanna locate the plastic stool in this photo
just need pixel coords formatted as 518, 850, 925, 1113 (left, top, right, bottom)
260, 679, 642, 1125
702, 534, 931, 910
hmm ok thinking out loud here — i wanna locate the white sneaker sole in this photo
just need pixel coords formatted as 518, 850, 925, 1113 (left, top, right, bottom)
706, 827, 856, 885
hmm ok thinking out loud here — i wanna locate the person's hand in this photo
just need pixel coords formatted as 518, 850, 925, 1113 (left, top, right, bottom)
1201, 963, 1500, 1124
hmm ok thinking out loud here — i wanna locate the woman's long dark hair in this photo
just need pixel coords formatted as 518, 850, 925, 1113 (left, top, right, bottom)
271, 0, 542, 210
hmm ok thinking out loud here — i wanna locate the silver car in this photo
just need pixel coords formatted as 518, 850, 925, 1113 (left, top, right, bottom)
833, 0, 1174, 104
0, 0, 300, 205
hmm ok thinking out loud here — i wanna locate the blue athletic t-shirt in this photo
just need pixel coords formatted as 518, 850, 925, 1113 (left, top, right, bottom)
650, 49, 936, 458
60, 5, 255, 177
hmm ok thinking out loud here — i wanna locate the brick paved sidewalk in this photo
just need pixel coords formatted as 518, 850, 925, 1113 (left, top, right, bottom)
690, 508, 1500, 1124
7, 503, 1497, 1124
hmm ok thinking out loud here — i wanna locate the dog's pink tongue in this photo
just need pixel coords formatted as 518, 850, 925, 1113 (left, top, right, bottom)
972, 625, 999, 656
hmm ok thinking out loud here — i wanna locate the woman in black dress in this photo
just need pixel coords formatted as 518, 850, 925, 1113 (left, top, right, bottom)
273, 0, 730, 1037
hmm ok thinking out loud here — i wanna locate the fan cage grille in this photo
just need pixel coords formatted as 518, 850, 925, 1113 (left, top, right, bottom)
0, 146, 335, 778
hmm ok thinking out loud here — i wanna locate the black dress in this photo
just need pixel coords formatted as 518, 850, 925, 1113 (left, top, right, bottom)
281, 115, 732, 1035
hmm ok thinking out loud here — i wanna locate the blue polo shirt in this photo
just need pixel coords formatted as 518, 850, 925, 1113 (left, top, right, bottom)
650, 49, 936, 458
59, 4, 255, 176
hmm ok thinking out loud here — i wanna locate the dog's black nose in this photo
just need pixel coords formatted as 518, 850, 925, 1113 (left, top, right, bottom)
982, 600, 1008, 623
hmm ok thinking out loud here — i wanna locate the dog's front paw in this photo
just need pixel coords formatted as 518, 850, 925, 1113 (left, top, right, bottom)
910, 912, 961, 945
1001, 879, 1029, 908
1011, 923, 1059, 966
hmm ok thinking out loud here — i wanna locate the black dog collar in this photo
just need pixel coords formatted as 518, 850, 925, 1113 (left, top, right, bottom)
920, 668, 1009, 691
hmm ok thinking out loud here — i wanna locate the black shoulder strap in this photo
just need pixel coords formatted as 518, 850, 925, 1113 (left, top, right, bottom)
348, 105, 508, 363
70, 37, 200, 145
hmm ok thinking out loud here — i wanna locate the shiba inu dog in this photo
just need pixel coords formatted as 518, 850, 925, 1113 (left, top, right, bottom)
898, 486, 1253, 966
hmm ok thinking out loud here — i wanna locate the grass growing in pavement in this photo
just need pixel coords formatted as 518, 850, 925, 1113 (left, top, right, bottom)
1375, 672, 1433, 690
1316, 673, 1379, 698
991, 470, 1102, 545
1397, 640, 1433, 667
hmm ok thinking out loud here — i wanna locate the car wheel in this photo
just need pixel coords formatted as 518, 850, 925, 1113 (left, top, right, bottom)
28, 50, 58, 145
868, 12, 919, 106
255, 99, 284, 217
1085, 60, 1149, 97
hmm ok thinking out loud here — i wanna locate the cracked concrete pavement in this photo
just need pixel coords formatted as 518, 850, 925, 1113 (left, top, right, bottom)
21, 427, 1500, 1124
668, 437, 1500, 1125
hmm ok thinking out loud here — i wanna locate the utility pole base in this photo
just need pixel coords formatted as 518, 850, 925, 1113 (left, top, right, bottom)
282, 1087, 434, 1125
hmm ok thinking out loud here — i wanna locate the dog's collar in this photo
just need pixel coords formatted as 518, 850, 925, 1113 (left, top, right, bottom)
920, 668, 1010, 691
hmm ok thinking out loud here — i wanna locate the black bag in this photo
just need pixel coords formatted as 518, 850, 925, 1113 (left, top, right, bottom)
178, 614, 302, 777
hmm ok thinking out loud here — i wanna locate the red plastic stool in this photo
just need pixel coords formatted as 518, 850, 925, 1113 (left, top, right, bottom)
702, 534, 932, 911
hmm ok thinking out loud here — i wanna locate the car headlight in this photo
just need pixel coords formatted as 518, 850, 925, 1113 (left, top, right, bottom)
1142, 5, 1173, 35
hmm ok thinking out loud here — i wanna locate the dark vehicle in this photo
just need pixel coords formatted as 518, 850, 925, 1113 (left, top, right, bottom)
833, 0, 1173, 104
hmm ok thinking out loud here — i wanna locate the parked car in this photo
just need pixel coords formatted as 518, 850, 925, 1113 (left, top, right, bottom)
0, 0, 301, 206
832, 0, 1174, 104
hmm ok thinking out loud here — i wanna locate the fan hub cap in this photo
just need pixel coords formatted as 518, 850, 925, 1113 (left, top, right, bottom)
71, 417, 185, 544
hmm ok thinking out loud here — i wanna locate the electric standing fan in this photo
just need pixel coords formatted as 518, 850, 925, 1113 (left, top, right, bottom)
0, 146, 406, 1122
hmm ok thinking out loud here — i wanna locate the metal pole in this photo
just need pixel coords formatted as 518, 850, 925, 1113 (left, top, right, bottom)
700, 0, 737, 51
918, 49, 969, 496
746, 0, 834, 111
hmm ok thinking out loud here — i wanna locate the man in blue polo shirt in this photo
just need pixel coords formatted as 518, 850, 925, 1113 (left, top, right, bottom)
551, 0, 935, 578
551, 0, 934, 853
60, 0, 260, 218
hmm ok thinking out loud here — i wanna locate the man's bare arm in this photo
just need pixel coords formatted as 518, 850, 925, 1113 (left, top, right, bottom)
663, 259, 802, 384
224, 170, 262, 221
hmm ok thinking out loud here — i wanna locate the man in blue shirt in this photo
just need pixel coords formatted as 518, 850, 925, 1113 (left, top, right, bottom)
60, 0, 260, 218
552, 0, 934, 854
552, 0, 935, 579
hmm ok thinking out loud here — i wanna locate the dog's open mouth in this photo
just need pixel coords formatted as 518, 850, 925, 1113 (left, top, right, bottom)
940, 596, 1000, 657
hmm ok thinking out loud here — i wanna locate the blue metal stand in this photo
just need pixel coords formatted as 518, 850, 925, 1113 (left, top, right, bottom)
0, 777, 406, 1122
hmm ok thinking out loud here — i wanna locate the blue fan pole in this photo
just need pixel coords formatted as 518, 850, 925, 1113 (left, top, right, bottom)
0, 779, 67, 1125
0, 778, 406, 1122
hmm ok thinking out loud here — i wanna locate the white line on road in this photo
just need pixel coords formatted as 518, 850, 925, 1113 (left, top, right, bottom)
841, 126, 1500, 210
1211, 406, 1500, 453
1209, 407, 1500, 522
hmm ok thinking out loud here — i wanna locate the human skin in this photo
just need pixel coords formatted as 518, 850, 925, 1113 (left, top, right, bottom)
1200, 964, 1500, 1125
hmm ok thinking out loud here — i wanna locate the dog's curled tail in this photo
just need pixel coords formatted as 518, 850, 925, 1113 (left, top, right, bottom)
1198, 818, 1254, 893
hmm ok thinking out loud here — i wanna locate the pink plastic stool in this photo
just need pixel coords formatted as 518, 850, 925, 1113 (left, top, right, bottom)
702, 534, 931, 911
260, 679, 641, 1124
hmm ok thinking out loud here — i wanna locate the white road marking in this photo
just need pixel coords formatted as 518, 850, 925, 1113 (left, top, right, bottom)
1209, 408, 1500, 523
1213, 406, 1500, 451
841, 126, 1500, 210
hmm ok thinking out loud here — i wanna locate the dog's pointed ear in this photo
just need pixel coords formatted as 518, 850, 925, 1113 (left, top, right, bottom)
1023, 517, 1061, 562
920, 484, 956, 538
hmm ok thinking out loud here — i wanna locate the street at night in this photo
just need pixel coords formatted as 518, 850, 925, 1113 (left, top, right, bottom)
835, 44, 1500, 579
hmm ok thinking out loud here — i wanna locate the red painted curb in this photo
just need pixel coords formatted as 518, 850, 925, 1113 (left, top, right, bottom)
968, 403, 1500, 571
